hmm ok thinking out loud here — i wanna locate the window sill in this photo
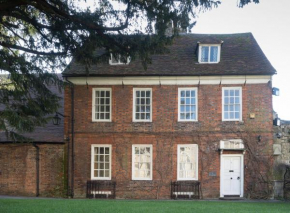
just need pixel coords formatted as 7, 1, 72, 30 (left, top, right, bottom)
91, 178, 112, 180
198, 62, 219, 64
92, 120, 112, 122
132, 120, 152, 123
177, 179, 199, 181
132, 179, 153, 181
178, 120, 198, 122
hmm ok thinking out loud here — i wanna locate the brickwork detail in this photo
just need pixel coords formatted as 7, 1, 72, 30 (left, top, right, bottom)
65, 83, 274, 199
0, 144, 66, 197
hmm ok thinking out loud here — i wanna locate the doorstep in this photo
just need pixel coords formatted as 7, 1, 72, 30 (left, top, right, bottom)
219, 196, 245, 201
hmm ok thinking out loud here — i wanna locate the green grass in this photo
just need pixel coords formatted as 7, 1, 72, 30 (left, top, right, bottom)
0, 199, 289, 213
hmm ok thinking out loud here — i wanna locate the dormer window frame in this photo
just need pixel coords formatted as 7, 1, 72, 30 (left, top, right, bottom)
198, 44, 221, 64
109, 53, 130, 65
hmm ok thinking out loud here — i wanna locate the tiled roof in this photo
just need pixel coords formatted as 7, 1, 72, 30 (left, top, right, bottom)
0, 74, 64, 143
63, 33, 276, 77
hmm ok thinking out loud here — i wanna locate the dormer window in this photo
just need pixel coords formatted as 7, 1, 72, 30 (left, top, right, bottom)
109, 54, 130, 65
198, 44, 221, 63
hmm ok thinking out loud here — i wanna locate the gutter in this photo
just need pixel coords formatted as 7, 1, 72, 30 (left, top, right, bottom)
0, 141, 65, 144
65, 77, 75, 198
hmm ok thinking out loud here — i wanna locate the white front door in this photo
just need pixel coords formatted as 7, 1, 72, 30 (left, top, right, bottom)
221, 155, 243, 196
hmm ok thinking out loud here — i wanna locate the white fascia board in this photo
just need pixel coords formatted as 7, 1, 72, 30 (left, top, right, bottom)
67, 75, 271, 85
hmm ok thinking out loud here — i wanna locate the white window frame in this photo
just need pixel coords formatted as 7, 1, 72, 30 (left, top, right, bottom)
178, 88, 198, 122
132, 144, 153, 180
177, 144, 198, 181
92, 88, 112, 122
132, 88, 152, 122
222, 87, 242, 121
109, 53, 130, 65
198, 44, 221, 63
91, 144, 112, 180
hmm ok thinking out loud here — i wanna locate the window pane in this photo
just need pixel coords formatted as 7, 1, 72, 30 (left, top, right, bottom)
146, 106, 150, 112
141, 106, 145, 112
180, 98, 185, 104
105, 113, 110, 119
225, 97, 229, 104
94, 90, 111, 120
186, 91, 190, 97
181, 106, 185, 112
134, 90, 151, 121
141, 91, 145, 97
181, 91, 185, 97
224, 105, 228, 112
224, 90, 228, 96
191, 98, 195, 105
210, 46, 218, 62
191, 113, 196, 120
180, 113, 185, 119
146, 91, 150, 97
235, 97, 240, 104
235, 105, 240, 111
235, 112, 240, 119
106, 98, 110, 104
224, 112, 228, 119
178, 145, 197, 180
201, 46, 209, 62
133, 146, 151, 179
146, 113, 150, 119
93, 146, 111, 179
191, 90, 195, 97
223, 88, 241, 120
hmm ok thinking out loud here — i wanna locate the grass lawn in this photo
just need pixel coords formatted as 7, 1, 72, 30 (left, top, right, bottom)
0, 199, 289, 213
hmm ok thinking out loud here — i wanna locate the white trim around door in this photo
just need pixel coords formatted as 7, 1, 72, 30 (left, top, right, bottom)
220, 154, 244, 198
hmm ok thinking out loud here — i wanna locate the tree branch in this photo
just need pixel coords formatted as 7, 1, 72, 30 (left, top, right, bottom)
0, 41, 67, 56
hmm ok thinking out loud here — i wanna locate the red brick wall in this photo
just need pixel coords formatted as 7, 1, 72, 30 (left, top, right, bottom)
0, 144, 66, 197
65, 83, 274, 199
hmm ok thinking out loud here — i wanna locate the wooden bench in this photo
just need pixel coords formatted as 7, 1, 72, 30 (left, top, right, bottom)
171, 181, 200, 199
91, 191, 112, 199
173, 192, 195, 199
87, 180, 116, 199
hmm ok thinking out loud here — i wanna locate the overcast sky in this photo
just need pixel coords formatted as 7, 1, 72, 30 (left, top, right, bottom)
192, 0, 290, 120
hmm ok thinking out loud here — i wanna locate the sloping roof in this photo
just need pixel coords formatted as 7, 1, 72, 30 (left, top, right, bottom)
0, 74, 64, 143
63, 33, 276, 77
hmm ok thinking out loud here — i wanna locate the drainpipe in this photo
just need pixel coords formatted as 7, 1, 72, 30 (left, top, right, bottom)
33, 143, 40, 197
65, 77, 75, 198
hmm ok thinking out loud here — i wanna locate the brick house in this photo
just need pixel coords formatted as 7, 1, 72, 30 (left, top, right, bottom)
0, 75, 66, 197
63, 33, 276, 199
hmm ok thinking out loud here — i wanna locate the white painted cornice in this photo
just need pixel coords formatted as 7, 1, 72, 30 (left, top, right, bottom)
67, 75, 271, 85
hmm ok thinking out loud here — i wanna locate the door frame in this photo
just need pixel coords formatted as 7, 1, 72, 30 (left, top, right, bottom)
220, 154, 244, 198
